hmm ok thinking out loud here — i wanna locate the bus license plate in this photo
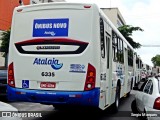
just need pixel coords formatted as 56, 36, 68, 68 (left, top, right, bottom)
40, 82, 56, 88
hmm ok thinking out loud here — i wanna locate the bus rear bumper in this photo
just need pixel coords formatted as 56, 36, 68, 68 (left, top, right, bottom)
7, 86, 100, 107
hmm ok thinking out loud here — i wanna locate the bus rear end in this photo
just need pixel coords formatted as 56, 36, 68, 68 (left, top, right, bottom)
8, 3, 100, 107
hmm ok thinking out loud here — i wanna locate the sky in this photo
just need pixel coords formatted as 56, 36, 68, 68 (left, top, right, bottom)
66, 0, 160, 67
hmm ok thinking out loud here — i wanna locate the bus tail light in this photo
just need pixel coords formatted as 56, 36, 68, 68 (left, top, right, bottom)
84, 5, 91, 8
153, 97, 160, 110
84, 63, 96, 91
17, 9, 23, 12
8, 62, 15, 87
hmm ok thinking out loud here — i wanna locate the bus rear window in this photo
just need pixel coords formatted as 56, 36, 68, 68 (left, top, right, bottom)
15, 38, 89, 55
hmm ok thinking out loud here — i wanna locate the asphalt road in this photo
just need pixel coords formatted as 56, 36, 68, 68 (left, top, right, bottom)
1, 91, 140, 120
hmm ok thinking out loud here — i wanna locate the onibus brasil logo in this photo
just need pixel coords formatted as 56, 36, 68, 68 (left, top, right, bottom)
33, 58, 63, 70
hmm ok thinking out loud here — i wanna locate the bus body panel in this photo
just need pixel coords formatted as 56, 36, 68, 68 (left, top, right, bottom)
7, 86, 100, 107
8, 3, 100, 91
8, 2, 136, 110
8, 3, 102, 108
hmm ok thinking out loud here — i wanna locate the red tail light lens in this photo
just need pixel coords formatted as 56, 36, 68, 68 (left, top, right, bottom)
84, 63, 96, 91
84, 6, 91, 8
17, 9, 23, 12
8, 62, 15, 87
153, 97, 160, 110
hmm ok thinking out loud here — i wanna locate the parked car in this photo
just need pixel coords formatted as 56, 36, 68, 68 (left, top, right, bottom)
0, 101, 22, 120
0, 68, 7, 97
131, 76, 160, 120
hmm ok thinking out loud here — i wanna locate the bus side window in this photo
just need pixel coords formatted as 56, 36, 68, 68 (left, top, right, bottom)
112, 31, 117, 61
100, 17, 105, 58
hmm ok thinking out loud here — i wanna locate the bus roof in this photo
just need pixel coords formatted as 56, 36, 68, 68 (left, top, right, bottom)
14, 2, 99, 12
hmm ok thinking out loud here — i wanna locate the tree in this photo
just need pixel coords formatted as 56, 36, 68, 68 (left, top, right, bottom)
0, 29, 10, 54
151, 55, 160, 67
0, 29, 10, 67
118, 25, 143, 49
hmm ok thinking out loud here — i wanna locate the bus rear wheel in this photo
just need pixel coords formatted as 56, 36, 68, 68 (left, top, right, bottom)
112, 85, 120, 112
53, 104, 66, 110
131, 99, 139, 114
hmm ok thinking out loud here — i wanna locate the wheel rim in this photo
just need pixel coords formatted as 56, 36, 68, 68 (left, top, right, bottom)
116, 96, 119, 107
116, 86, 120, 108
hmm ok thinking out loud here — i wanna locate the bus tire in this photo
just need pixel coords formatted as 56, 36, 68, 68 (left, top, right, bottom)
142, 109, 148, 120
134, 77, 137, 86
126, 92, 130, 97
53, 105, 66, 110
112, 84, 120, 112
131, 99, 139, 114
131, 78, 133, 90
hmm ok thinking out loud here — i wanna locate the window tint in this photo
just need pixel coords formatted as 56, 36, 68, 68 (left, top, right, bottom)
106, 36, 110, 68
158, 78, 160, 94
128, 48, 133, 66
143, 80, 153, 94
139, 80, 148, 91
112, 31, 117, 61
100, 18, 105, 58
148, 84, 153, 95
112, 31, 124, 63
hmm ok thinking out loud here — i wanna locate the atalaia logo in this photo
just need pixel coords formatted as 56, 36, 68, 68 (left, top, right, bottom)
33, 58, 63, 70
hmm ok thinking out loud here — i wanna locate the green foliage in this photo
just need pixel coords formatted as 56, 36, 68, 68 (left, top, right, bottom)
118, 25, 143, 49
151, 55, 160, 67
0, 29, 10, 54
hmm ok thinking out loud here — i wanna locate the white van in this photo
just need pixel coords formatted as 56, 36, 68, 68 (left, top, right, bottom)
8, 2, 133, 111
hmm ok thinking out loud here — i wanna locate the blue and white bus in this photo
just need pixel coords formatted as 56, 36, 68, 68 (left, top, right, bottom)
8, 2, 136, 111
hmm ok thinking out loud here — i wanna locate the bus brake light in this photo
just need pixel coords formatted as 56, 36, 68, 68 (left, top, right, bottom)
84, 63, 96, 91
8, 62, 15, 87
84, 6, 91, 8
17, 9, 23, 12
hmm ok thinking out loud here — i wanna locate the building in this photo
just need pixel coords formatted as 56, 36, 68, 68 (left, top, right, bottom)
0, 0, 30, 31
0, 0, 30, 66
142, 63, 153, 76
101, 8, 126, 28
0, 0, 65, 31
152, 66, 160, 76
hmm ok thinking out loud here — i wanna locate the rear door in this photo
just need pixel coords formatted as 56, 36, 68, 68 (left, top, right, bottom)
100, 18, 111, 107
105, 32, 112, 105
